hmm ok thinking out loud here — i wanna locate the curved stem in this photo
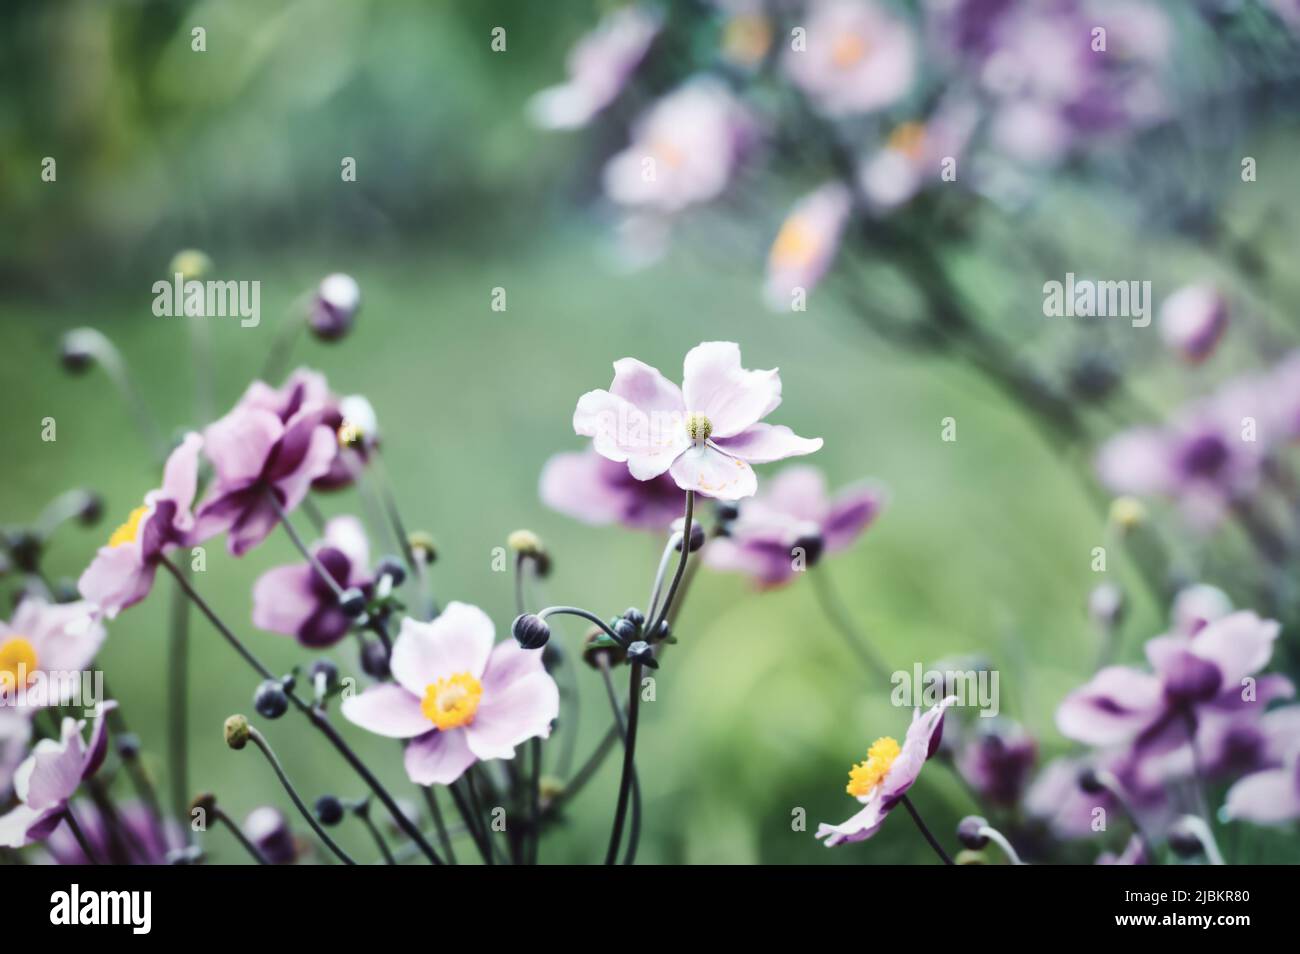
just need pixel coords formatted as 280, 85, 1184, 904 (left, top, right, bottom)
978, 823, 1026, 865
649, 491, 694, 636
248, 727, 356, 865
900, 795, 953, 866
213, 807, 269, 864
538, 606, 627, 645
809, 565, 891, 682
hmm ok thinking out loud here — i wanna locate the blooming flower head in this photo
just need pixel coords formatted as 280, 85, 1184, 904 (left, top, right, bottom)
341, 603, 559, 786
528, 6, 661, 130
783, 0, 917, 116
574, 342, 823, 500
763, 182, 853, 311
705, 465, 882, 586
1223, 706, 1300, 825
540, 445, 686, 531
0, 702, 114, 848
858, 102, 978, 211
0, 599, 106, 717
956, 719, 1037, 808
252, 516, 372, 648
1057, 611, 1292, 764
78, 432, 202, 617
816, 696, 956, 847
603, 79, 758, 213
1159, 283, 1227, 363
192, 392, 338, 556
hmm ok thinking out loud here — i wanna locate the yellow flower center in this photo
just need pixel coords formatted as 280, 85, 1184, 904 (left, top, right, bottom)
831, 32, 870, 69
420, 672, 484, 730
685, 412, 713, 442
108, 505, 150, 548
769, 217, 819, 269
722, 14, 773, 65
0, 637, 39, 692
887, 122, 927, 161
845, 736, 900, 797
650, 138, 686, 171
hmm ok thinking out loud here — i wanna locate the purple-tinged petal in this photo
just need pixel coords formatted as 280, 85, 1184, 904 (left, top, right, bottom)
1223, 764, 1300, 825
482, 639, 547, 694
465, 671, 559, 761
403, 729, 477, 786
81, 701, 116, 780
0, 804, 58, 849
389, 603, 495, 697
252, 565, 319, 637
815, 798, 887, 847
608, 357, 685, 417
824, 483, 885, 553
669, 443, 757, 500
154, 432, 204, 522
1095, 427, 1175, 496
713, 423, 823, 464
341, 684, 430, 739
1189, 611, 1280, 688
204, 407, 283, 488
19, 599, 106, 676
540, 448, 685, 531
1056, 666, 1163, 747
681, 342, 781, 438
77, 544, 154, 619
322, 516, 369, 581
755, 465, 829, 523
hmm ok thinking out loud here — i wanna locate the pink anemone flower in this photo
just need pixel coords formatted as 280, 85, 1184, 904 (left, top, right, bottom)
0, 599, 106, 717
341, 603, 559, 786
540, 445, 686, 531
573, 341, 823, 500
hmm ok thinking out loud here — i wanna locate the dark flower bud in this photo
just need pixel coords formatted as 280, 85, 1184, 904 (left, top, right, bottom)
1067, 350, 1121, 403
254, 680, 290, 719
652, 619, 673, 643
791, 532, 824, 567
314, 794, 345, 827
626, 640, 658, 668
116, 733, 141, 761
956, 815, 990, 850
58, 329, 99, 375
224, 715, 251, 750
407, 532, 437, 565
623, 608, 646, 630
375, 556, 406, 587
675, 521, 706, 553
611, 618, 637, 645
1163, 651, 1222, 705
244, 806, 296, 865
190, 792, 217, 816
309, 659, 340, 695
6, 530, 42, 574
715, 501, 740, 523
1167, 816, 1205, 858
512, 613, 551, 650
72, 490, 105, 526
53, 578, 80, 603
339, 587, 368, 619
1077, 768, 1106, 794
360, 640, 390, 679
308, 273, 360, 342
582, 628, 626, 669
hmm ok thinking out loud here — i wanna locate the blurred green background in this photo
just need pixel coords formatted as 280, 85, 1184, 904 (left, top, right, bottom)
3, 0, 1299, 864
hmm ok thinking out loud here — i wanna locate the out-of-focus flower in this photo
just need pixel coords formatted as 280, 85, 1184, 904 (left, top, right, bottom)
1096, 833, 1149, 865
603, 79, 758, 213
528, 6, 661, 130
816, 696, 956, 847
0, 599, 105, 717
193, 396, 337, 557
78, 433, 203, 617
784, 0, 917, 116
705, 465, 882, 585
1223, 706, 1300, 825
1024, 753, 1168, 840
1057, 611, 1291, 762
858, 102, 978, 210
574, 342, 823, 500
252, 516, 372, 648
957, 719, 1037, 808
243, 805, 298, 864
540, 445, 685, 531
308, 274, 361, 342
1169, 583, 1232, 637
1159, 284, 1227, 363
1087, 581, 1125, 630
168, 249, 212, 281
763, 182, 853, 310
0, 714, 31, 800
719, 3, 774, 68
0, 703, 114, 848
232, 369, 360, 490
1270, 0, 1300, 32
43, 800, 182, 865
341, 603, 559, 786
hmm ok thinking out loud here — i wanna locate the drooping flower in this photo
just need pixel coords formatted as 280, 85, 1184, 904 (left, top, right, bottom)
956, 719, 1037, 808
763, 182, 853, 311
1222, 706, 1300, 825
574, 342, 823, 500
0, 703, 114, 848
603, 79, 758, 213
816, 696, 956, 847
42, 800, 183, 865
243, 806, 299, 864
1056, 612, 1292, 764
528, 6, 661, 130
0, 599, 106, 717
341, 603, 559, 786
540, 445, 686, 531
192, 396, 337, 556
705, 465, 882, 585
78, 433, 203, 617
783, 0, 917, 116
1159, 284, 1227, 363
308, 274, 361, 342
252, 516, 372, 648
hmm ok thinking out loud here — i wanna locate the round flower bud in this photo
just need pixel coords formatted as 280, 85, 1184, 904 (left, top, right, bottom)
338, 395, 378, 450
190, 792, 217, 816
1159, 284, 1227, 364
674, 521, 706, 553
512, 613, 551, 650
224, 714, 251, 751
254, 679, 290, 719
1167, 816, 1205, 858
375, 556, 406, 587
1087, 582, 1125, 630
309, 273, 361, 342
314, 795, 345, 827
244, 806, 296, 865
6, 530, 42, 574
651, 619, 672, 643
626, 640, 657, 668
715, 500, 740, 523
168, 249, 212, 281
360, 640, 390, 679
507, 530, 545, 556
791, 531, 824, 567
58, 329, 100, 375
339, 587, 368, 619
1170, 584, 1232, 637
407, 532, 437, 565
72, 489, 105, 526
611, 618, 638, 645
309, 659, 340, 694
116, 733, 141, 761
582, 628, 626, 669
956, 815, 990, 850
623, 608, 646, 631
1067, 351, 1120, 403
1109, 496, 1146, 532
539, 775, 566, 805
1077, 767, 1106, 794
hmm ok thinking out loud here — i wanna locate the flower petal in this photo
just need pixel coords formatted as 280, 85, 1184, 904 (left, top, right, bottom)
322, 516, 370, 580
712, 423, 823, 464
824, 483, 885, 552
815, 796, 888, 847
204, 407, 283, 488
389, 603, 495, 696
251, 565, 319, 637
1223, 765, 1300, 825
403, 729, 478, 786
1056, 666, 1164, 747
681, 341, 781, 437
466, 670, 559, 761
669, 443, 757, 500
341, 684, 431, 739
1190, 611, 1280, 688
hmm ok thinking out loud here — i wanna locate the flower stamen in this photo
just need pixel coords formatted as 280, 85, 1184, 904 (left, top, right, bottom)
846, 736, 900, 797
685, 412, 713, 443
108, 505, 149, 548
0, 637, 38, 692
420, 672, 484, 730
